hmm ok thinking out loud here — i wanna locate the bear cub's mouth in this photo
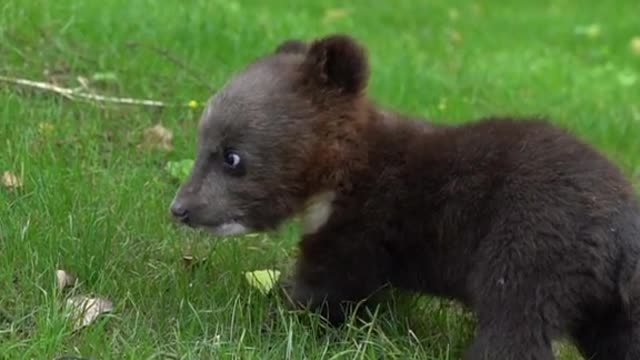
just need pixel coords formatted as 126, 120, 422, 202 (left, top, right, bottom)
203, 219, 249, 236
176, 213, 250, 237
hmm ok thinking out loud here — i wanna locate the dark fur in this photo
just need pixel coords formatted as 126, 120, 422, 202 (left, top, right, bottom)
170, 34, 640, 359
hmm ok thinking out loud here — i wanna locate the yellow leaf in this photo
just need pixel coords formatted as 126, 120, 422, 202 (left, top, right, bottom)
244, 270, 281, 295
323, 8, 349, 23
2, 171, 22, 188
139, 124, 173, 151
631, 36, 640, 56
38, 122, 54, 136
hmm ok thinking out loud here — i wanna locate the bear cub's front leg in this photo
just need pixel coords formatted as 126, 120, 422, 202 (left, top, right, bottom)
279, 231, 391, 326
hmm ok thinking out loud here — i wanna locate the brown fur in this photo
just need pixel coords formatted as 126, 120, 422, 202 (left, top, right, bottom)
170, 34, 640, 360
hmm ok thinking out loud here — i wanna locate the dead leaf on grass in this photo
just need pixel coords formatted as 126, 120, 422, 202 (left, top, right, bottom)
139, 124, 173, 151
181, 253, 208, 270
2, 171, 22, 188
38, 121, 55, 136
66, 295, 113, 330
55, 269, 77, 290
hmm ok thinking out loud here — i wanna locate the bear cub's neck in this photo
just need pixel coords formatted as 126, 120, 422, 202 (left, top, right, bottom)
301, 103, 476, 301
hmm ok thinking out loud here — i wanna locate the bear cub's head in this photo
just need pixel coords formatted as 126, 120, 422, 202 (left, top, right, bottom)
170, 34, 372, 236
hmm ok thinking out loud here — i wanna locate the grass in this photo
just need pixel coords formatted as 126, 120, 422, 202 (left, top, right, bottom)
1, 0, 639, 358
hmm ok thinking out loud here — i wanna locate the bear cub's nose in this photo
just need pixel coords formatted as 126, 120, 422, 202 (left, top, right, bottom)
170, 202, 190, 223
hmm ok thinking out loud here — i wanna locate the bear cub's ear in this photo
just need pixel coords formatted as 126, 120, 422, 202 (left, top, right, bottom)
301, 34, 369, 95
274, 39, 308, 54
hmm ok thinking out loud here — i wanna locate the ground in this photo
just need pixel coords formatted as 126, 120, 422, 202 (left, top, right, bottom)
1, 0, 639, 359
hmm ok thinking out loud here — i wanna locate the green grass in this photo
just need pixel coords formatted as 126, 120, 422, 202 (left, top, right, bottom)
1, 0, 639, 358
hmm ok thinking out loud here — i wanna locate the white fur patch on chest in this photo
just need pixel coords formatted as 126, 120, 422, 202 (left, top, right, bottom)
301, 191, 336, 235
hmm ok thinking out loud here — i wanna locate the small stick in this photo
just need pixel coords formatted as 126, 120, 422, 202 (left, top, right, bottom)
0, 75, 172, 107
73, 90, 168, 107
0, 75, 78, 101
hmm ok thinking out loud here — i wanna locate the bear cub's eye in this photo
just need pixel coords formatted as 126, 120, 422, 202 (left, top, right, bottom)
223, 149, 243, 174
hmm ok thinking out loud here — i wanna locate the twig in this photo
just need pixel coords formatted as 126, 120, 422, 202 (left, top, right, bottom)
0, 75, 172, 107
127, 42, 215, 92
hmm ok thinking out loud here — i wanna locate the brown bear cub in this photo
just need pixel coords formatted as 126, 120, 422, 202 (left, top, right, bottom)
169, 34, 640, 359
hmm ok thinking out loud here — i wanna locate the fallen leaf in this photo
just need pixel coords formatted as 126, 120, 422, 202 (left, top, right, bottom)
182, 254, 194, 265
2, 171, 22, 188
55, 269, 76, 290
322, 8, 349, 23
181, 254, 207, 270
139, 124, 173, 151
66, 296, 113, 330
244, 270, 281, 295
165, 159, 194, 182
631, 36, 640, 56
38, 122, 54, 136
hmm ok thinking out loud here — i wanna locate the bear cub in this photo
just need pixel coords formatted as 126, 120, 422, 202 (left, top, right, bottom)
169, 34, 640, 360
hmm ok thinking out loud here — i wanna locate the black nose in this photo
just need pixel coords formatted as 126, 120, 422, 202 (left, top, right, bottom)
170, 202, 190, 223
